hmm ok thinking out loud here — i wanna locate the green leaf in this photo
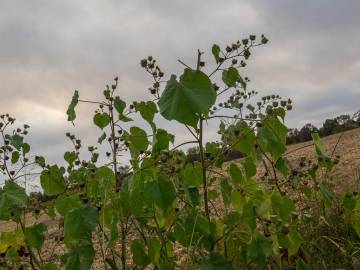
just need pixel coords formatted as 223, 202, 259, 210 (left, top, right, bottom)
243, 157, 256, 179
181, 162, 203, 188
343, 193, 356, 210
128, 126, 149, 153
114, 96, 126, 114
40, 165, 66, 196
185, 187, 200, 207
222, 67, 240, 87
148, 238, 161, 264
63, 240, 95, 270
229, 163, 243, 184
114, 97, 132, 122
311, 132, 323, 156
201, 252, 233, 270
271, 191, 294, 223
0, 181, 28, 220
64, 151, 77, 165
247, 233, 272, 267
0, 228, 25, 252
22, 143, 30, 155
5, 246, 19, 262
11, 151, 20, 164
86, 166, 115, 200
319, 183, 333, 208
67, 90, 79, 122
93, 112, 110, 129
275, 157, 289, 177
135, 101, 158, 130
257, 116, 287, 161
131, 239, 150, 268
144, 176, 176, 213
153, 129, 174, 153
223, 211, 241, 226
302, 187, 312, 198
208, 190, 218, 200
64, 205, 98, 244
278, 228, 302, 257
55, 194, 83, 216
24, 223, 47, 249
212, 44, 221, 63
296, 259, 310, 270
242, 201, 256, 230
348, 198, 360, 236
233, 125, 256, 157
35, 156, 46, 167
231, 190, 245, 212
173, 210, 214, 248
254, 190, 272, 219
41, 262, 60, 270
220, 179, 232, 207
10, 134, 23, 150
158, 69, 216, 128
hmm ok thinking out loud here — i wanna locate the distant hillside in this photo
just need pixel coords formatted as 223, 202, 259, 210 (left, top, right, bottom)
232, 127, 360, 193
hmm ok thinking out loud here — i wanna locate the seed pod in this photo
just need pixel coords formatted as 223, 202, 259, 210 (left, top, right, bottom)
264, 232, 271, 237
140, 59, 147, 67
282, 225, 289, 235
261, 35, 268, 44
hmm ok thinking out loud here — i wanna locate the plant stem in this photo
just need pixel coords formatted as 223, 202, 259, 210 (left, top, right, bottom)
120, 222, 127, 270
198, 117, 210, 220
195, 49, 210, 220
109, 104, 120, 191
109, 99, 127, 269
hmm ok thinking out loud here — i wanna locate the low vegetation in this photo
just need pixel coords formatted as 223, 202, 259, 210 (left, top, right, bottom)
1, 35, 359, 269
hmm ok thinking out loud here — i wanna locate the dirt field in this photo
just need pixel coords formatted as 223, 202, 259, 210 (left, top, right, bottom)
284, 128, 360, 192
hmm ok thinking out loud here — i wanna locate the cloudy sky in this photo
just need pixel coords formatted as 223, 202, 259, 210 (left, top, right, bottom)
1, 0, 360, 168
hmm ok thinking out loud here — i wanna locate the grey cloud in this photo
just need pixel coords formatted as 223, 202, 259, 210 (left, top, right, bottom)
0, 0, 359, 172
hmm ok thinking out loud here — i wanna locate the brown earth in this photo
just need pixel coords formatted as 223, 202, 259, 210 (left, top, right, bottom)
281, 127, 360, 192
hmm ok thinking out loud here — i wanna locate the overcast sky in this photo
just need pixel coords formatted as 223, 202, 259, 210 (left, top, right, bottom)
1, 0, 360, 169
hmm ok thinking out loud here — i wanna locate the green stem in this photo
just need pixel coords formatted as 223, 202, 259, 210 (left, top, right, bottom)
120, 222, 127, 270
109, 97, 126, 269
198, 118, 210, 220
